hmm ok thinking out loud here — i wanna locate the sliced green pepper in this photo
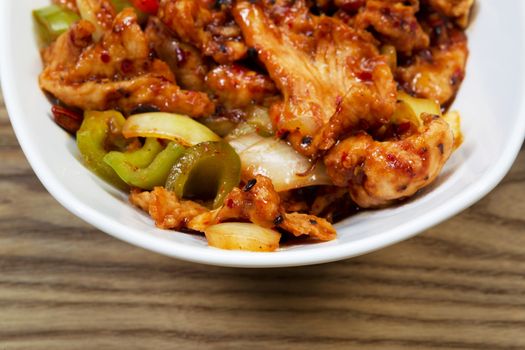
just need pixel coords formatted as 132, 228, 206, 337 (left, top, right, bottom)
165, 141, 241, 208
104, 140, 185, 190
77, 110, 129, 190
112, 137, 164, 169
33, 5, 80, 46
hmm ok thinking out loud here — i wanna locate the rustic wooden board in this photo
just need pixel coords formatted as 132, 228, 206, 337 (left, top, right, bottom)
1, 89, 525, 350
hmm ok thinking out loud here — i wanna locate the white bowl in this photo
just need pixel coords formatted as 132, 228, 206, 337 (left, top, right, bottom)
1, 0, 524, 267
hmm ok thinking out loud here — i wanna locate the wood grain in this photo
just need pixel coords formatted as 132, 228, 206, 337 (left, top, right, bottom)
1, 88, 525, 350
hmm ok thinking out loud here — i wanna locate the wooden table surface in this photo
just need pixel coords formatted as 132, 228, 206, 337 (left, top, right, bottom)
1, 89, 525, 350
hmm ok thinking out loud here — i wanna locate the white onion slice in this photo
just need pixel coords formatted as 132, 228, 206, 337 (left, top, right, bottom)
76, 0, 106, 41
205, 223, 280, 252
122, 112, 220, 146
228, 133, 332, 192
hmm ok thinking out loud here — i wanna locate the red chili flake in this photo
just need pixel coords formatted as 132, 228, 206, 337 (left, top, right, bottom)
130, 0, 159, 15
100, 51, 111, 63
355, 70, 372, 81
226, 199, 234, 208
395, 122, 411, 136
51, 105, 83, 135
277, 129, 290, 140
121, 59, 133, 74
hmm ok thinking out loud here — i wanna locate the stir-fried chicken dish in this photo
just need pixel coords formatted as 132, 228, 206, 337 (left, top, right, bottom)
35, 0, 472, 251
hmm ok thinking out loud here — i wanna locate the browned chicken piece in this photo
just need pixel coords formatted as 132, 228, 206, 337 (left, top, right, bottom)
310, 187, 357, 223
324, 115, 454, 208
131, 177, 336, 241
397, 14, 468, 106
205, 65, 278, 110
234, 1, 396, 157
281, 213, 336, 241
158, 0, 247, 64
310, 187, 349, 216
423, 0, 474, 27
280, 190, 310, 213
188, 175, 337, 241
145, 17, 210, 92
354, 0, 430, 54
39, 9, 214, 117
40, 19, 94, 67
260, 0, 316, 34
52, 0, 79, 12
130, 188, 208, 230
215, 175, 283, 228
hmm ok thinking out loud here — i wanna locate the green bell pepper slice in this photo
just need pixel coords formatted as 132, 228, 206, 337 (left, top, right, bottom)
110, 137, 164, 169
77, 110, 129, 190
165, 141, 241, 208
104, 140, 185, 190
33, 5, 80, 46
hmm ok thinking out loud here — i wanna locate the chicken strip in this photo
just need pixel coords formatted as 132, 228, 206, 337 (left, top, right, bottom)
280, 213, 336, 241
397, 13, 468, 106
158, 0, 247, 64
130, 188, 208, 230
215, 175, 282, 228
189, 175, 337, 241
234, 1, 397, 157
205, 65, 278, 110
354, 0, 429, 54
324, 115, 454, 208
423, 0, 474, 27
259, 0, 317, 34
145, 16, 210, 92
39, 9, 214, 117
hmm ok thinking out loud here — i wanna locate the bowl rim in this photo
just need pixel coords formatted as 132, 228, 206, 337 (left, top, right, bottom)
2, 1, 525, 268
